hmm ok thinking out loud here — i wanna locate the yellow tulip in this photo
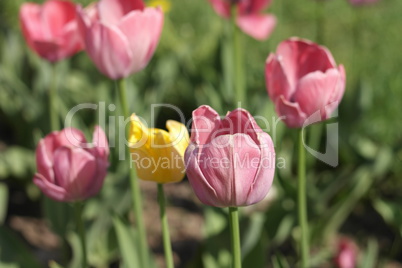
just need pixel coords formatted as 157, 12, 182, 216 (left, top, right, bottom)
129, 114, 189, 184
148, 0, 171, 13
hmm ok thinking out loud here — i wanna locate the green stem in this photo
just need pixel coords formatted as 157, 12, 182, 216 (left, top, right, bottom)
74, 202, 87, 268
298, 129, 309, 268
230, 5, 245, 107
49, 64, 59, 131
228, 207, 241, 268
315, 0, 325, 45
157, 184, 174, 268
117, 78, 149, 268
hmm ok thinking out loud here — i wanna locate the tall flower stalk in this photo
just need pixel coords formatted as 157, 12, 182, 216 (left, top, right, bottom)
230, 5, 245, 106
265, 38, 346, 267
298, 129, 308, 267
158, 184, 174, 268
117, 79, 149, 268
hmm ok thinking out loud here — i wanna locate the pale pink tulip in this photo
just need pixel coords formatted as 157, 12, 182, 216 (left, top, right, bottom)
209, 0, 276, 40
265, 38, 346, 128
19, 0, 83, 62
34, 126, 109, 202
77, 0, 164, 79
185, 105, 275, 207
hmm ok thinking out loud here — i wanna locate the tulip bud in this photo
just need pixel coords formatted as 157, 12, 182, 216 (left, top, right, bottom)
33, 127, 109, 202
185, 105, 275, 207
128, 115, 189, 184
19, 0, 83, 62
265, 38, 346, 128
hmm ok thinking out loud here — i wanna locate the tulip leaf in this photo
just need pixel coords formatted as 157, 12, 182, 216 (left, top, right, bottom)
43, 197, 72, 238
49, 261, 64, 268
67, 231, 82, 268
359, 238, 378, 268
272, 254, 290, 268
112, 216, 141, 268
0, 183, 8, 224
241, 213, 265, 257
0, 226, 42, 268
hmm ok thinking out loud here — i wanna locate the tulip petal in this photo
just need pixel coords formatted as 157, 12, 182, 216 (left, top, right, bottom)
53, 147, 96, 201
325, 65, 346, 117
84, 158, 108, 198
98, 0, 145, 25
42, 0, 77, 38
277, 38, 337, 81
20, 3, 45, 48
245, 132, 275, 205
129, 114, 151, 149
185, 144, 220, 206
33, 173, 68, 201
221, 109, 264, 145
293, 68, 342, 119
198, 134, 261, 207
117, 7, 163, 74
265, 52, 293, 102
36, 138, 55, 183
208, 0, 231, 18
77, 7, 133, 79
166, 120, 189, 157
275, 96, 307, 128
236, 14, 276, 40
57, 128, 87, 148
249, 0, 272, 13
91, 126, 109, 161
191, 105, 222, 145
238, 0, 272, 14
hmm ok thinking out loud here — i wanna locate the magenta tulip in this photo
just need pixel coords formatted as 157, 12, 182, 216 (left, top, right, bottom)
185, 105, 275, 207
208, 0, 276, 40
19, 0, 83, 63
334, 238, 358, 268
265, 38, 346, 128
77, 0, 164, 79
33, 126, 109, 202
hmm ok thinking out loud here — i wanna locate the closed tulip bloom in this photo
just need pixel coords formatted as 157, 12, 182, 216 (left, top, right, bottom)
34, 127, 109, 202
129, 115, 189, 184
185, 105, 275, 207
77, 0, 164, 79
265, 38, 346, 128
209, 0, 276, 40
19, 0, 83, 62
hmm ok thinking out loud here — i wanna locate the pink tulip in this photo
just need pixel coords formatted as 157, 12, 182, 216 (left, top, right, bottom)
33, 126, 109, 202
185, 105, 275, 207
265, 38, 346, 128
19, 0, 83, 63
209, 0, 276, 40
77, 0, 164, 79
334, 238, 358, 268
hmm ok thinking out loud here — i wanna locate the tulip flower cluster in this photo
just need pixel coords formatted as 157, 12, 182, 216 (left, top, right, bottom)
21, 0, 350, 267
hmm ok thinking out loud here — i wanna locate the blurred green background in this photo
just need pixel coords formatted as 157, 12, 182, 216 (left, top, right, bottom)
0, 0, 402, 267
